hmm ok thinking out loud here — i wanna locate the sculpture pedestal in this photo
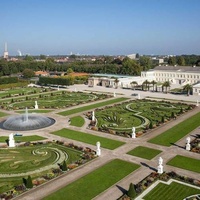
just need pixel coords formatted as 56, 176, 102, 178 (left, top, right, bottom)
186, 143, 191, 151
96, 149, 101, 156
9, 140, 15, 147
35, 105, 38, 109
157, 165, 163, 174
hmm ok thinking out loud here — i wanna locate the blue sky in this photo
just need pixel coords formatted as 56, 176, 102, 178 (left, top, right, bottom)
1, 0, 200, 56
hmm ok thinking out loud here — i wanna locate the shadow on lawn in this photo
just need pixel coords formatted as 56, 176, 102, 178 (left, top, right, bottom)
116, 185, 127, 194
140, 162, 157, 172
170, 143, 185, 149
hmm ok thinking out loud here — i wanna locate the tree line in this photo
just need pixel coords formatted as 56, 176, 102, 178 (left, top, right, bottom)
0, 55, 200, 77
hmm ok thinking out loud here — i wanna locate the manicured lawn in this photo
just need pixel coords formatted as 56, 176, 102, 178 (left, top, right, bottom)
16, 109, 53, 113
51, 128, 125, 150
167, 155, 200, 173
57, 97, 129, 116
0, 111, 8, 117
0, 135, 46, 143
44, 159, 140, 200
127, 146, 162, 160
143, 181, 200, 200
70, 116, 85, 127
148, 111, 200, 146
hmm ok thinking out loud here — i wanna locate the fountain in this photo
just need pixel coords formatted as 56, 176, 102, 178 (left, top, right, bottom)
2, 108, 55, 131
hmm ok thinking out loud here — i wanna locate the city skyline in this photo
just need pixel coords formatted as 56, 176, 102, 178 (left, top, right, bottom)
1, 0, 200, 56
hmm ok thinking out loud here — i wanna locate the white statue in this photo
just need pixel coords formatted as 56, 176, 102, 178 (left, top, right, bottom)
96, 141, 101, 156
158, 157, 163, 174
132, 127, 136, 138
113, 92, 116, 97
186, 137, 191, 151
138, 93, 141, 99
197, 100, 199, 107
57, 86, 60, 91
158, 157, 163, 165
35, 101, 38, 110
9, 133, 15, 147
92, 111, 95, 121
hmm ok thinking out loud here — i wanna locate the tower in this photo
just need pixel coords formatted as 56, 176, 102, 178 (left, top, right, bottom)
3, 42, 9, 59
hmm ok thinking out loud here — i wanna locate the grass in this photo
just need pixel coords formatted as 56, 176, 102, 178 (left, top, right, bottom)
16, 109, 53, 113
148, 111, 200, 146
57, 97, 129, 116
70, 116, 85, 127
0, 111, 8, 117
0, 143, 82, 193
167, 155, 200, 173
43, 159, 140, 200
51, 128, 125, 150
143, 181, 200, 200
0, 135, 47, 143
127, 146, 162, 160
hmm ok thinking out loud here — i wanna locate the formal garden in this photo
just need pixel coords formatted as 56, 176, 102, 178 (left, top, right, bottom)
0, 140, 96, 199
0, 88, 112, 110
88, 99, 194, 137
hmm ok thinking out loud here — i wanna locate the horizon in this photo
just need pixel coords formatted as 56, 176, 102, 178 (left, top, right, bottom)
1, 0, 200, 56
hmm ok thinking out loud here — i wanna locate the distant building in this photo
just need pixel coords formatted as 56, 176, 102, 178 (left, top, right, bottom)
141, 65, 200, 85
3, 43, 9, 59
35, 71, 49, 77
127, 54, 136, 59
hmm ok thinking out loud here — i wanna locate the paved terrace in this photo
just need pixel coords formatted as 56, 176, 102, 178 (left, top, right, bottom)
0, 84, 199, 200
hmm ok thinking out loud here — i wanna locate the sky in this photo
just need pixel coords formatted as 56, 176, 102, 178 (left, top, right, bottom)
1, 0, 200, 56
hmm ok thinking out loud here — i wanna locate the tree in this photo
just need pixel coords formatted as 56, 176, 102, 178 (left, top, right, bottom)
61, 160, 67, 171
67, 67, 74, 74
139, 56, 152, 71
130, 81, 138, 90
127, 183, 137, 198
183, 84, 192, 96
142, 80, 150, 91
168, 56, 176, 66
151, 80, 157, 92
22, 68, 35, 78
24, 55, 34, 61
162, 81, 171, 93
177, 56, 185, 66
114, 78, 119, 89
26, 176, 33, 188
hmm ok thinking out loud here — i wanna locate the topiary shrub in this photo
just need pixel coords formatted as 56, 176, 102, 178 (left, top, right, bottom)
127, 183, 137, 198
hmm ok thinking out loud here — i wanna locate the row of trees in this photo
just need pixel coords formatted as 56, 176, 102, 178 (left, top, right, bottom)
128, 80, 192, 94
167, 55, 200, 66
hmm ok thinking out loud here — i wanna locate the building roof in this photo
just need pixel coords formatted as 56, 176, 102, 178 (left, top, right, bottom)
153, 65, 200, 73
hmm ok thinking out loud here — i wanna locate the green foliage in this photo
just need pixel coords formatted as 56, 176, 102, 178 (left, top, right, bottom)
61, 160, 67, 171
127, 183, 137, 198
127, 146, 162, 160
39, 76, 73, 86
26, 176, 33, 188
167, 155, 200, 173
149, 121, 153, 129
22, 68, 35, 78
0, 77, 18, 85
70, 116, 85, 127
